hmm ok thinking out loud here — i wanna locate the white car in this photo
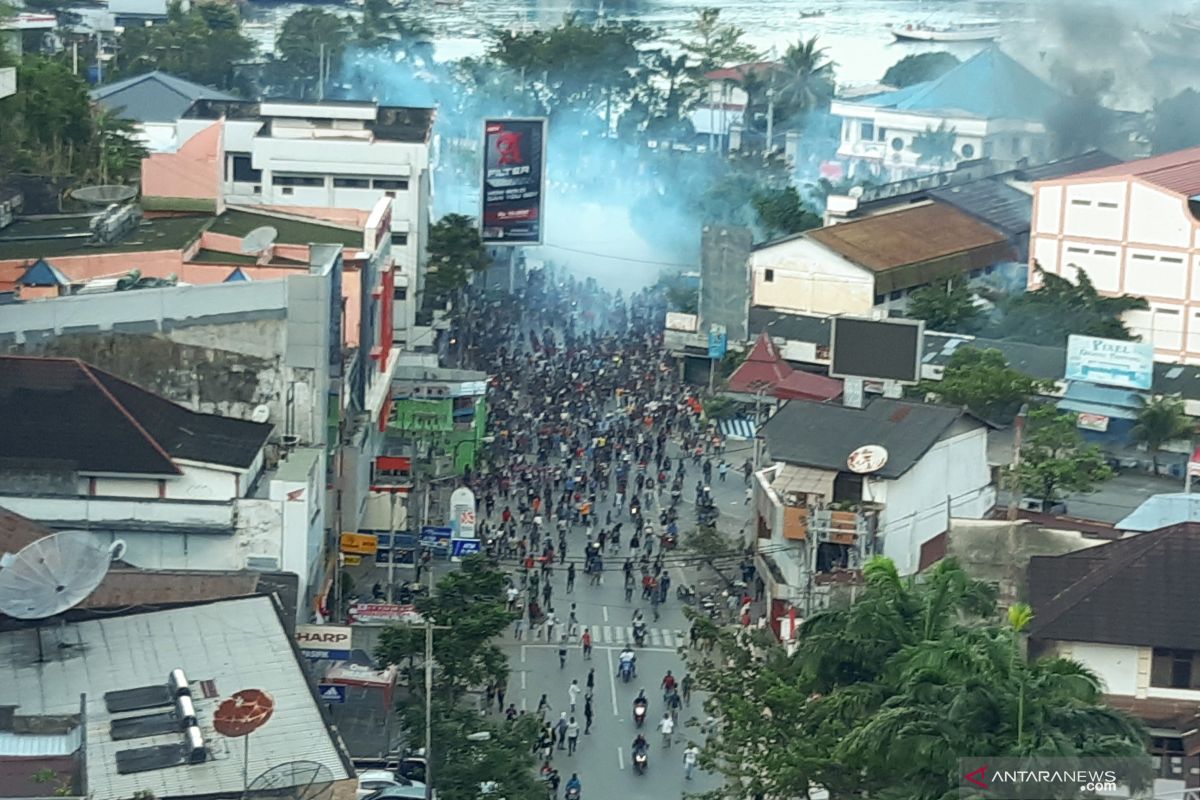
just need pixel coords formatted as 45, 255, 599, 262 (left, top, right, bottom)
357, 769, 426, 800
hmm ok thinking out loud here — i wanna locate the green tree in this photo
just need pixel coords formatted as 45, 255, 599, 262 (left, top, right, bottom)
374, 555, 512, 701
1016, 404, 1114, 509
907, 276, 981, 333
882, 51, 960, 88
990, 266, 1149, 345
771, 35, 834, 119
1131, 396, 1193, 472
354, 0, 431, 49
0, 57, 95, 176
912, 120, 959, 169
919, 347, 1048, 424
93, 107, 148, 184
1150, 88, 1200, 155
424, 213, 490, 307
658, 270, 698, 314
691, 557, 1148, 800
673, 7, 760, 80
273, 8, 349, 99
114, 1, 254, 90
751, 185, 821, 238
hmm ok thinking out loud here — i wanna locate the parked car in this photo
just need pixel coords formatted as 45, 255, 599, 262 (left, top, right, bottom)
357, 769, 426, 800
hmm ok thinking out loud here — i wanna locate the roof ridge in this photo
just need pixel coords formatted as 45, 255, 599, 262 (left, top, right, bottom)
1028, 530, 1167, 638
77, 361, 183, 476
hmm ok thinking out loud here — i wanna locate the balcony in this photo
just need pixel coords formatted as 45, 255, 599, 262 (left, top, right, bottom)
810, 508, 869, 545
782, 505, 808, 541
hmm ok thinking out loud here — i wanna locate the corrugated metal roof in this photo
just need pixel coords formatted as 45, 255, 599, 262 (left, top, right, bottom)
0, 728, 82, 757
929, 179, 1032, 236
1063, 145, 1200, 196
90, 71, 237, 124
0, 596, 350, 799
1014, 150, 1122, 181
806, 202, 1008, 271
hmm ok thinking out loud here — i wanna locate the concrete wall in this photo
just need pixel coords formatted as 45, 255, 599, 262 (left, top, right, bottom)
1051, 641, 1141, 696
750, 236, 875, 315
699, 224, 753, 342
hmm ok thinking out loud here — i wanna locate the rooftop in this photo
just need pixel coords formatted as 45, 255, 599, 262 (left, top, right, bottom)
1012, 150, 1122, 182
928, 180, 1033, 237
703, 61, 779, 83
0, 356, 272, 475
1116, 493, 1200, 532
210, 208, 362, 249
0, 214, 209, 261
839, 46, 1063, 121
728, 332, 843, 401
760, 396, 968, 479
0, 595, 352, 799
90, 71, 238, 124
1028, 525, 1200, 651
182, 99, 437, 144
1059, 145, 1200, 197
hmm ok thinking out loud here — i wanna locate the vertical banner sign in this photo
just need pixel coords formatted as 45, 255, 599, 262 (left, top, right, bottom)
449, 486, 477, 539
707, 324, 728, 359
481, 118, 546, 245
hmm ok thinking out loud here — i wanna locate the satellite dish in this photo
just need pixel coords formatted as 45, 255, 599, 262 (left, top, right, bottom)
251, 404, 271, 424
847, 186, 865, 199
71, 185, 138, 207
213, 688, 275, 737
847, 445, 888, 475
246, 761, 335, 800
0, 531, 125, 619
241, 226, 279, 256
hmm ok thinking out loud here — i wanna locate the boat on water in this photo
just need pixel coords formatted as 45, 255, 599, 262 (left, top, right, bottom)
799, 9, 825, 18
891, 22, 1001, 43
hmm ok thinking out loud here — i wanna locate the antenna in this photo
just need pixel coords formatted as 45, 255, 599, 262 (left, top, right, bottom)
0, 531, 125, 619
71, 185, 137, 208
246, 761, 335, 800
241, 226, 279, 256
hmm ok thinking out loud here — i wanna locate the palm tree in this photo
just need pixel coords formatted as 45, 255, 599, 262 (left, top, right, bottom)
912, 120, 959, 170
1131, 396, 1194, 473
771, 35, 835, 119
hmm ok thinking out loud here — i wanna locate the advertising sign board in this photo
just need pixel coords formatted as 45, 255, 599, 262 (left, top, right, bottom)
347, 602, 424, 626
295, 624, 353, 660
1076, 412, 1110, 432
707, 324, 728, 359
481, 118, 546, 245
318, 684, 347, 704
451, 538, 481, 559
830, 317, 924, 384
449, 487, 477, 539
419, 526, 452, 548
1065, 335, 1154, 391
340, 532, 378, 555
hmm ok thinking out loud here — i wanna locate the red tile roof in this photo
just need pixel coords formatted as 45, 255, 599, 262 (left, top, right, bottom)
704, 62, 778, 83
728, 333, 843, 402
1065, 145, 1200, 196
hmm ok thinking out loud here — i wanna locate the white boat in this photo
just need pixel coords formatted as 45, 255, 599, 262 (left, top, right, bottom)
891, 22, 1001, 42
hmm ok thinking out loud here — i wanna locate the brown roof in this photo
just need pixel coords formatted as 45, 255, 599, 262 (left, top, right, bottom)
806, 202, 1010, 272
1065, 145, 1200, 196
0, 507, 50, 556
83, 569, 263, 609
1027, 524, 1200, 651
704, 62, 778, 83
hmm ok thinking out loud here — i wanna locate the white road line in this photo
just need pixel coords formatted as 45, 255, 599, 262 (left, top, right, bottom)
521, 696, 527, 712
521, 645, 527, 663
520, 671, 527, 690
608, 650, 620, 717
602, 624, 613, 642
602, 605, 609, 622
617, 746, 625, 771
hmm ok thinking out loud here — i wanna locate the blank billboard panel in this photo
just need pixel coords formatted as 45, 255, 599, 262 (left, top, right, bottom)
830, 317, 924, 383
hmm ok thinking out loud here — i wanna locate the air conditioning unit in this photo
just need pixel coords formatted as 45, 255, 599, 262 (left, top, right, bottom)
168, 669, 190, 697
245, 555, 280, 572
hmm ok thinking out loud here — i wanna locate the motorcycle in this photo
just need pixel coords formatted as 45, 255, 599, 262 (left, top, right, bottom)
633, 622, 646, 648
633, 748, 648, 774
676, 584, 696, 603
633, 700, 648, 728
620, 658, 635, 683
566, 786, 581, 800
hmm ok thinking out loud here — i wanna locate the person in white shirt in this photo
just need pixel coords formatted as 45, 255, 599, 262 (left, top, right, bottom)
683, 743, 700, 780
657, 712, 675, 747
568, 679, 580, 712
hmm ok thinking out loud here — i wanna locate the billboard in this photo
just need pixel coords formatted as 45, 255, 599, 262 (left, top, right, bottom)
830, 317, 924, 384
1065, 335, 1153, 391
707, 324, 728, 359
481, 118, 546, 245
296, 625, 353, 660
449, 487, 477, 539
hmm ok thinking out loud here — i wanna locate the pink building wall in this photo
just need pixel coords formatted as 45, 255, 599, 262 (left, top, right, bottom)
141, 120, 225, 212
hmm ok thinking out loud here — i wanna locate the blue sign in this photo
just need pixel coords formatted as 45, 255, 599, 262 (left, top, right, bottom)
451, 538, 481, 558
374, 532, 416, 565
317, 684, 347, 704
707, 325, 728, 359
1065, 335, 1154, 391
420, 526, 452, 550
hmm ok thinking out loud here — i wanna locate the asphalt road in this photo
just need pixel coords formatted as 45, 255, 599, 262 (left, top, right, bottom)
997, 471, 1184, 524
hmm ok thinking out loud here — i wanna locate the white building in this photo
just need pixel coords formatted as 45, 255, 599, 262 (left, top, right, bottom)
751, 202, 1014, 317
0, 356, 328, 622
173, 99, 434, 280
831, 47, 1062, 182
1028, 146, 1200, 363
1028, 525, 1200, 793
753, 397, 995, 611
0, 67, 15, 100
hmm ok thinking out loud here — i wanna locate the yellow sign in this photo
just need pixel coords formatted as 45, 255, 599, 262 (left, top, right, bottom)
343, 555, 362, 566
340, 533, 378, 555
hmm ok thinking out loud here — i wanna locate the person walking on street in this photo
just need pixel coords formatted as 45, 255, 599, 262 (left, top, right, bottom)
545, 609, 557, 642
718, 461, 728, 482
683, 743, 700, 780
568, 679, 580, 713
566, 716, 580, 755
555, 713, 568, 750
568, 604, 579, 637
537, 694, 550, 723
581, 628, 592, 659
566, 562, 576, 593
586, 667, 595, 692
681, 673, 694, 706
497, 683, 506, 712
661, 670, 676, 702
583, 694, 594, 735
559, 636, 569, 669
657, 712, 675, 747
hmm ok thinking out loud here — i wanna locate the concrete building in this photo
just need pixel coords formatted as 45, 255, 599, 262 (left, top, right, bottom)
0, 67, 14, 100
751, 202, 1015, 317
753, 397, 994, 600
0, 595, 355, 799
831, 47, 1063, 181
1028, 526, 1200, 793
1028, 147, 1200, 363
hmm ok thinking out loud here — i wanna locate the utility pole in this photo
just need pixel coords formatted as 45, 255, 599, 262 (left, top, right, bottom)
765, 88, 775, 154
1006, 403, 1029, 521
318, 44, 326, 102
423, 561, 435, 800
386, 489, 398, 602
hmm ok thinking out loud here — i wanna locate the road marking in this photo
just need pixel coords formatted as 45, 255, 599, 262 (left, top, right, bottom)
521, 645, 527, 663
617, 746, 625, 771
521, 696, 527, 712
521, 671, 527, 690
602, 605, 609, 622
608, 649, 620, 716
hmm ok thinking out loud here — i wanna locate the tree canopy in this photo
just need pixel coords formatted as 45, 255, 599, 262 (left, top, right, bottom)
920, 347, 1048, 425
1016, 404, 1114, 507
907, 276, 981, 334
690, 557, 1148, 800
882, 51, 960, 88
424, 213, 491, 308
1131, 396, 1193, 472
114, 1, 254, 91
751, 185, 822, 239
267, 7, 349, 99
912, 120, 959, 168
988, 267, 1148, 345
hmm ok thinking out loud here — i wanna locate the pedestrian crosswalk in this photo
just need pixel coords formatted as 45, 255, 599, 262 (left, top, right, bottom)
585, 625, 683, 649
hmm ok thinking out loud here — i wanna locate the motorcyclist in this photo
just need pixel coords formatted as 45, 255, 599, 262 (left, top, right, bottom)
632, 733, 649, 754
634, 688, 648, 709
619, 646, 636, 677
565, 773, 582, 795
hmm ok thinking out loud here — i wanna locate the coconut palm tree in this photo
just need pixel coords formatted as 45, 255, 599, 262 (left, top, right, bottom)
771, 35, 835, 119
1131, 396, 1194, 473
912, 120, 959, 170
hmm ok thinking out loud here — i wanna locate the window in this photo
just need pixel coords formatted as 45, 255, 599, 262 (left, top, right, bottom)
1098, 201, 1119, 209
764, 269, 775, 283
373, 178, 409, 190
1094, 250, 1117, 257
874, 294, 885, 305
876, 126, 887, 142
231, 154, 261, 183
1010, 137, 1020, 155
861, 121, 875, 141
889, 289, 903, 301
275, 174, 324, 187
391, 232, 408, 246
891, 137, 904, 152
982, 141, 993, 158
1071, 199, 1093, 207
1161, 256, 1185, 264
1132, 253, 1155, 261
394, 286, 408, 301
1156, 307, 1181, 316
281, 187, 294, 196
334, 177, 370, 188
842, 124, 849, 141
1151, 648, 1200, 689
1067, 246, 1090, 254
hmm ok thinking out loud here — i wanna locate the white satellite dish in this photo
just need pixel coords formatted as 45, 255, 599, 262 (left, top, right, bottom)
240, 226, 279, 256
251, 404, 271, 424
0, 532, 126, 619
846, 444, 888, 475
847, 186, 865, 199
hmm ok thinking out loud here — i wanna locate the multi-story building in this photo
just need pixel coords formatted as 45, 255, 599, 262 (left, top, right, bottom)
1028, 146, 1200, 362
831, 47, 1062, 181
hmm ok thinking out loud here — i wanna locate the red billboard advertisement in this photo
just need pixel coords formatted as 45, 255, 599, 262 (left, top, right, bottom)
481, 118, 546, 245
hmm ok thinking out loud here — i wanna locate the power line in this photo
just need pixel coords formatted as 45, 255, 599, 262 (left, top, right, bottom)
538, 242, 696, 269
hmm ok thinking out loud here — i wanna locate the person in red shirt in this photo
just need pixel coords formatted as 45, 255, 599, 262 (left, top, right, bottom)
581, 628, 592, 660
